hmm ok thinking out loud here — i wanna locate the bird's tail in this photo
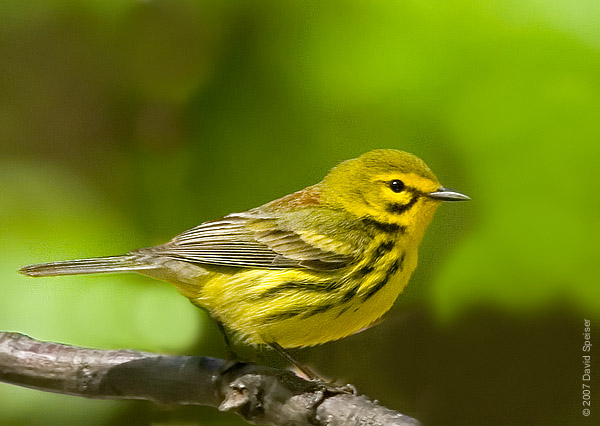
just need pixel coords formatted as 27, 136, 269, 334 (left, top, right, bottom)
19, 255, 154, 277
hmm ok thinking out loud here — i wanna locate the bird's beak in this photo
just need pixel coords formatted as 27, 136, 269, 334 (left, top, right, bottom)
428, 187, 471, 201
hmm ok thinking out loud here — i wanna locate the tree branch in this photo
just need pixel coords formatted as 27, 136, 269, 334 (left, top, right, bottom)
0, 332, 419, 426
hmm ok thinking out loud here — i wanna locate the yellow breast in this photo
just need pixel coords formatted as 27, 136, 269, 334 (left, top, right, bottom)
190, 233, 419, 348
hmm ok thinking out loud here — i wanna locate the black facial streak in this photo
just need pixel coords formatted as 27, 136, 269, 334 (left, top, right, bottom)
386, 195, 419, 215
361, 218, 404, 234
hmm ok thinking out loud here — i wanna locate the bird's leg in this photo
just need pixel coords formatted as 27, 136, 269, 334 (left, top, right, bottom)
213, 320, 253, 379
267, 342, 321, 381
216, 320, 239, 360
268, 342, 357, 394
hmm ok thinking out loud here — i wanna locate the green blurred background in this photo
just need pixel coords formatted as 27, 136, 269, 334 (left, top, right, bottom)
1, 1, 598, 425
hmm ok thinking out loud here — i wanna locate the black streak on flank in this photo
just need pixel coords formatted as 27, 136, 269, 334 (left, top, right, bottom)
254, 280, 338, 300
399, 251, 406, 270
354, 264, 375, 278
341, 285, 359, 303
361, 217, 406, 235
374, 240, 395, 260
302, 303, 336, 318
264, 308, 305, 323
352, 240, 394, 284
386, 195, 419, 215
361, 255, 404, 302
335, 305, 351, 318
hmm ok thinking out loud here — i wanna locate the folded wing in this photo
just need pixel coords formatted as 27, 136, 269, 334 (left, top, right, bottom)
140, 210, 357, 271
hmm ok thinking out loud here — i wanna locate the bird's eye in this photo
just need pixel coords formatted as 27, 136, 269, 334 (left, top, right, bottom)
389, 179, 405, 193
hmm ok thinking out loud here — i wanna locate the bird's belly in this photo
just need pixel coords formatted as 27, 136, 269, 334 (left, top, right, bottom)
191, 247, 418, 348
261, 268, 411, 348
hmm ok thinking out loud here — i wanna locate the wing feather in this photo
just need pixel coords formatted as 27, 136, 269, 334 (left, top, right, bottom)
141, 210, 358, 271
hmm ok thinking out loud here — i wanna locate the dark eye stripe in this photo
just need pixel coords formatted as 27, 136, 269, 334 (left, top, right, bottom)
386, 194, 419, 215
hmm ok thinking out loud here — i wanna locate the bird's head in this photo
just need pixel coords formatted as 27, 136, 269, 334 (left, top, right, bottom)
321, 149, 469, 232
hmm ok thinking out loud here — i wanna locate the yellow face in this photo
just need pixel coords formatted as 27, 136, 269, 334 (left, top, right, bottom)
354, 171, 443, 228
367, 170, 440, 210
322, 149, 445, 227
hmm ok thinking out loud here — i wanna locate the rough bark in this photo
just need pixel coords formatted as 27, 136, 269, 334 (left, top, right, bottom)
0, 332, 420, 426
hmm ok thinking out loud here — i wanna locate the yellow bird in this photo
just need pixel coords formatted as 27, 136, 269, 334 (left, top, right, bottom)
21, 149, 469, 374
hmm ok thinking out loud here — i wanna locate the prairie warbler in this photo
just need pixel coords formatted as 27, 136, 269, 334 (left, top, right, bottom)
21, 150, 468, 374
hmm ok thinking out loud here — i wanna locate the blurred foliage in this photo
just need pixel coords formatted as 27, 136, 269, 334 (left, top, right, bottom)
1, 0, 598, 425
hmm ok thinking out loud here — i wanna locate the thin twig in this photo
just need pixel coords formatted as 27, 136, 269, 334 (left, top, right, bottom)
0, 332, 420, 426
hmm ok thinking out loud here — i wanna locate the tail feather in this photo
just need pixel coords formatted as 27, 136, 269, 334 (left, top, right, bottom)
19, 255, 153, 277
